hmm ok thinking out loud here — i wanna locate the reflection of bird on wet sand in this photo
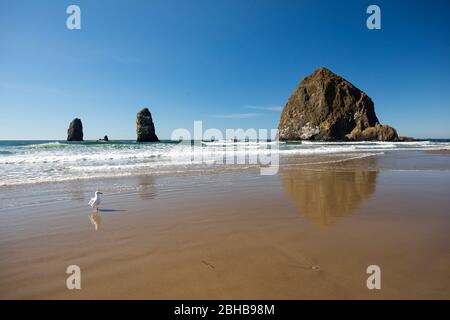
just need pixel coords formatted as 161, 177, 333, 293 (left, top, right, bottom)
282, 165, 378, 226
89, 211, 101, 231
88, 207, 127, 231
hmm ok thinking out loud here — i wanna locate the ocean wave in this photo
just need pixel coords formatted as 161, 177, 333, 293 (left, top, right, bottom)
1, 140, 450, 187
299, 140, 433, 146
24, 141, 68, 149
281, 152, 384, 167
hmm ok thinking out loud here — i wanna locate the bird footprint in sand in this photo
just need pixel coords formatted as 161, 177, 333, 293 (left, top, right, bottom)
202, 260, 215, 269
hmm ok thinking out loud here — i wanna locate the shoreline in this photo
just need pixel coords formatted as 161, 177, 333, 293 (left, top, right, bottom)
2, 147, 450, 188
2, 149, 450, 212
1, 150, 450, 299
1, 139, 450, 188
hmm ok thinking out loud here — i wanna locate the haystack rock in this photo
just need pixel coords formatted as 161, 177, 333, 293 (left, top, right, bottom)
277, 67, 399, 141
136, 107, 159, 142
67, 118, 83, 141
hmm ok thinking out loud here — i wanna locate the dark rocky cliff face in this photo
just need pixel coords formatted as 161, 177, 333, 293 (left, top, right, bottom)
136, 107, 159, 142
277, 67, 398, 141
67, 118, 83, 141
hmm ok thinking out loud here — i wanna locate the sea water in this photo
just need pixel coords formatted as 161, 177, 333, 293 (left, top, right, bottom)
0, 139, 449, 187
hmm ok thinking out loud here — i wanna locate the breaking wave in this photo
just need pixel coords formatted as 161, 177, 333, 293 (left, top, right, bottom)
0, 139, 449, 186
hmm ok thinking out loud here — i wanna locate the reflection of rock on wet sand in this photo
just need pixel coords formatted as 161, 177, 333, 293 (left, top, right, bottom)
282, 164, 378, 226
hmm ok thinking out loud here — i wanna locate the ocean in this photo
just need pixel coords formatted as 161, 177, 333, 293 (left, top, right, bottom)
1, 139, 450, 187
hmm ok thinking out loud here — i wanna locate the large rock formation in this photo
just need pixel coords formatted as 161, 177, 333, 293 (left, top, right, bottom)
67, 118, 83, 141
278, 67, 399, 141
136, 107, 159, 142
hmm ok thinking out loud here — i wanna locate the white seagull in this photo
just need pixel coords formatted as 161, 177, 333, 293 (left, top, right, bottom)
88, 191, 103, 211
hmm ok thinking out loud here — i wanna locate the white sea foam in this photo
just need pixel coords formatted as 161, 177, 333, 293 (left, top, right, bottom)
0, 140, 449, 186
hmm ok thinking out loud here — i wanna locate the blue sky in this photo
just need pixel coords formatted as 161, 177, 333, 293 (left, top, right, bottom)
1, 0, 449, 140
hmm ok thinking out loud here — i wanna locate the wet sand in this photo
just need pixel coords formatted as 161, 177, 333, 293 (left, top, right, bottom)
1, 151, 450, 299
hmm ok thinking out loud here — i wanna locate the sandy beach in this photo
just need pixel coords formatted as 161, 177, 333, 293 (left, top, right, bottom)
1, 150, 449, 299
2, 0, 450, 309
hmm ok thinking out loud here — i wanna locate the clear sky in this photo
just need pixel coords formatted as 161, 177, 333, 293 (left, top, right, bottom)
1, 0, 449, 140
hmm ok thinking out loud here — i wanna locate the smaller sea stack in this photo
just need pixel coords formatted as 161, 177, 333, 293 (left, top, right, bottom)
67, 118, 83, 141
136, 107, 159, 142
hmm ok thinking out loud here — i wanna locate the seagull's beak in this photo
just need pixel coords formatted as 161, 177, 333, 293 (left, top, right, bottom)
98, 192, 103, 194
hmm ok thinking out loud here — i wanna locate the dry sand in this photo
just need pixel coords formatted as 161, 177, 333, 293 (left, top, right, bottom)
0, 151, 450, 299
